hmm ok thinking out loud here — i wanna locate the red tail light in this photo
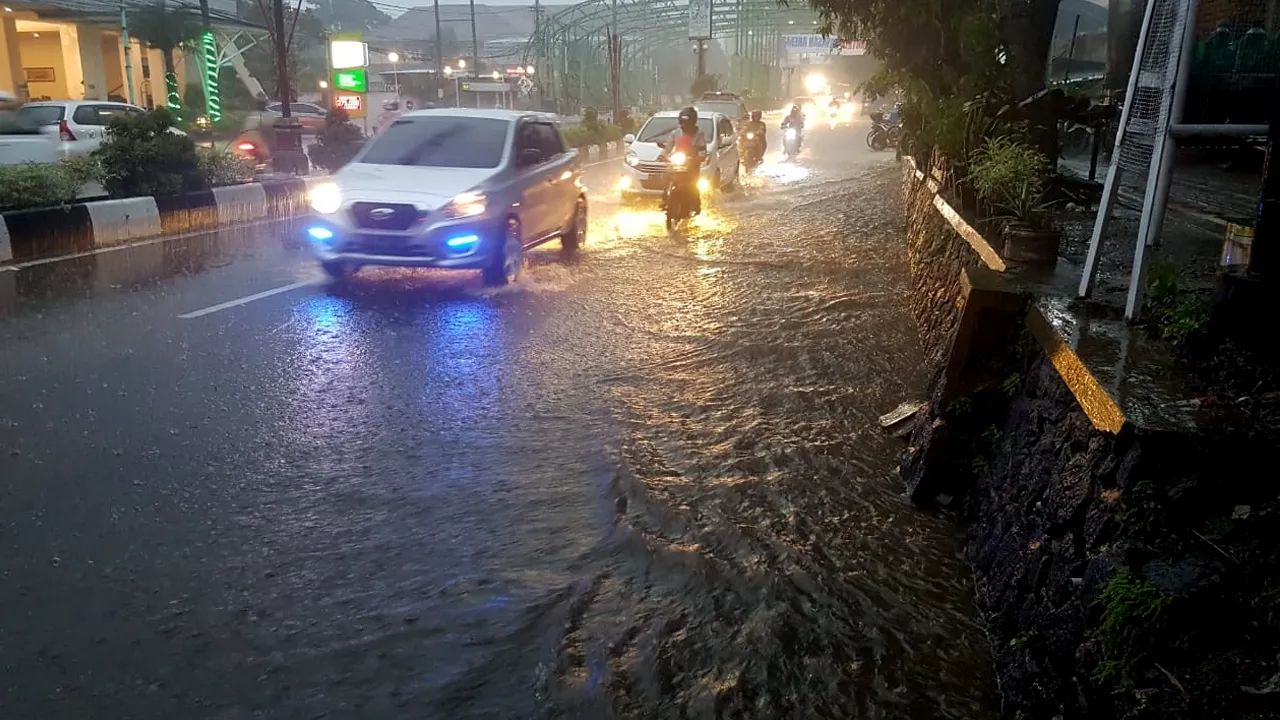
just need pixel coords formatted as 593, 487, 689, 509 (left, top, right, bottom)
237, 142, 256, 152
58, 120, 76, 142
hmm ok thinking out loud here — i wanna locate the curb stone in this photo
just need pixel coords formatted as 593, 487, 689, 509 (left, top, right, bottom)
0, 177, 326, 265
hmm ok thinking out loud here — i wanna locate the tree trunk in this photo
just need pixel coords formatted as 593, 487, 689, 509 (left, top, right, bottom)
1001, 0, 1063, 160
161, 48, 182, 111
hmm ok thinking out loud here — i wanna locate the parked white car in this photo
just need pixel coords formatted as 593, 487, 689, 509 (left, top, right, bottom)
618, 110, 740, 200
14, 100, 186, 159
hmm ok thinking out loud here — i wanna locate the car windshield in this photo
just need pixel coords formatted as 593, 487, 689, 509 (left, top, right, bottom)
359, 116, 510, 168
15, 105, 65, 126
636, 117, 714, 143
695, 101, 739, 118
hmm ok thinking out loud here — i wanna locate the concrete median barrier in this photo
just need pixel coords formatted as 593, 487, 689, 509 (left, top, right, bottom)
86, 198, 164, 248
0, 177, 321, 266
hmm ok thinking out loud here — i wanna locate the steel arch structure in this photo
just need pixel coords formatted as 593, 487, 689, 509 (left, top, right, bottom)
523, 0, 822, 113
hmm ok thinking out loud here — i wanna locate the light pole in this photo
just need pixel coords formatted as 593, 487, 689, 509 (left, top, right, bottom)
388, 51, 401, 99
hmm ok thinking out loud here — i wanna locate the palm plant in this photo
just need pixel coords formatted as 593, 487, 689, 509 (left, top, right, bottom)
128, 1, 201, 113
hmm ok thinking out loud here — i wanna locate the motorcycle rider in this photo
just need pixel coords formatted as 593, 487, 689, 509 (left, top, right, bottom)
781, 104, 805, 152
742, 109, 768, 158
664, 106, 709, 215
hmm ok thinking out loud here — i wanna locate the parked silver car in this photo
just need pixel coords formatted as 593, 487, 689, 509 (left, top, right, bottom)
306, 109, 588, 285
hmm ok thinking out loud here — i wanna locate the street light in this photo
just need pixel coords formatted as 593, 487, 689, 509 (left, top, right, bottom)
526, 65, 535, 75
318, 80, 328, 89
388, 51, 401, 98
492, 70, 501, 80
458, 59, 467, 69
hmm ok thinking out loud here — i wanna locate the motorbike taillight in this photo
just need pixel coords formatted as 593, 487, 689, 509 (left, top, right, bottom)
237, 142, 256, 152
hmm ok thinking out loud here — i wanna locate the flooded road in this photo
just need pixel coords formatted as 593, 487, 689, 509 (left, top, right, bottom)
0, 118, 997, 718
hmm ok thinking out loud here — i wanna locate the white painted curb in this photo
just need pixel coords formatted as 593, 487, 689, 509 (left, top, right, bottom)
86, 197, 163, 248
605, 141, 617, 157
0, 217, 12, 263
587, 145, 601, 161
213, 183, 269, 225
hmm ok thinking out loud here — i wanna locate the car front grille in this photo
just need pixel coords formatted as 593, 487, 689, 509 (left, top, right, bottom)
350, 202, 419, 231
635, 161, 667, 174
344, 233, 432, 257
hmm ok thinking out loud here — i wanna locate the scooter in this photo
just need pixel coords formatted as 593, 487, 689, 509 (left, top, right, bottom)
866, 111, 901, 152
231, 130, 272, 172
741, 131, 764, 173
781, 125, 801, 160
658, 144, 703, 232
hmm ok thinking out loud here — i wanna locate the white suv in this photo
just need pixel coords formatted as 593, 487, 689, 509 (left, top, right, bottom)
15, 100, 185, 158
619, 110, 740, 200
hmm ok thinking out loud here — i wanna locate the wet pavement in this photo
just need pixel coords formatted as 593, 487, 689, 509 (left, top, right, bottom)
0, 118, 997, 719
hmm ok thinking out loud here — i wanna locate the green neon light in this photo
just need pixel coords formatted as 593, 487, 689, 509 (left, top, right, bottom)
201, 31, 222, 123
165, 71, 181, 113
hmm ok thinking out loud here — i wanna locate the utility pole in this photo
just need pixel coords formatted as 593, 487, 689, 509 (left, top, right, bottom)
434, 0, 444, 102
120, 0, 135, 104
469, 0, 479, 76
609, 0, 620, 123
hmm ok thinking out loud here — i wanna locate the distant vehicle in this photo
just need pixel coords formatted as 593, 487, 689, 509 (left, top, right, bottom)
790, 96, 817, 117
305, 109, 588, 286
618, 110, 740, 201
695, 92, 749, 122
244, 102, 328, 134
13, 100, 186, 159
0, 109, 61, 166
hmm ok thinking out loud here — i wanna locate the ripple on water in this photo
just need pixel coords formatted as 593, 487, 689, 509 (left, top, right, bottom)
539, 163, 997, 718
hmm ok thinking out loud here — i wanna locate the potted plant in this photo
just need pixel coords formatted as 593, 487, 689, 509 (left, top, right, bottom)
970, 136, 1061, 264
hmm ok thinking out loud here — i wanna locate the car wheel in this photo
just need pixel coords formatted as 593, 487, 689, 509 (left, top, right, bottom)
322, 261, 353, 281
562, 197, 587, 253
483, 218, 522, 286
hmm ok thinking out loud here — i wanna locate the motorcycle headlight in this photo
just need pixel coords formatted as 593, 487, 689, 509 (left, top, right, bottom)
696, 177, 711, 193
784, 128, 798, 140
668, 151, 687, 167
309, 182, 342, 214
746, 132, 754, 140
625, 154, 639, 166
442, 191, 487, 219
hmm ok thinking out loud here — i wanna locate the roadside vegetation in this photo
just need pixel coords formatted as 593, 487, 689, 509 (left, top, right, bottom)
0, 109, 252, 213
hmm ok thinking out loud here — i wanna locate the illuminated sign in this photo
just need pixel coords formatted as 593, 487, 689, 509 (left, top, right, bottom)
330, 40, 368, 69
334, 93, 365, 118
333, 69, 367, 92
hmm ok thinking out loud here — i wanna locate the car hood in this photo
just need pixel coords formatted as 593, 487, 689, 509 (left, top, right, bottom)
627, 141, 713, 162
335, 164, 497, 208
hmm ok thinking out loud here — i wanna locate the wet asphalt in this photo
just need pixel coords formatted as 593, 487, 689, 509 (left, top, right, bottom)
0, 116, 997, 719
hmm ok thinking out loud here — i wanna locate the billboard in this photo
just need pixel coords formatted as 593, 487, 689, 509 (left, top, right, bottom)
688, 0, 712, 40
333, 69, 367, 92
334, 93, 365, 118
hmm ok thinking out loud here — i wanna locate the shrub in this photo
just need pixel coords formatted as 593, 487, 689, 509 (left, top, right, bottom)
969, 136, 1053, 227
0, 160, 99, 211
561, 123, 625, 149
196, 147, 253, 187
308, 108, 365, 172
94, 108, 206, 198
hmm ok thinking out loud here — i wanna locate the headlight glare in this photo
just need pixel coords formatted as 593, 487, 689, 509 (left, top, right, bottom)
309, 182, 342, 214
443, 191, 487, 219
625, 154, 639, 166
668, 151, 687, 167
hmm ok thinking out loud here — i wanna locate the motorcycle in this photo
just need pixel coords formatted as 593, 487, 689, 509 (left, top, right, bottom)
866, 111, 901, 152
741, 131, 764, 173
781, 125, 801, 160
231, 130, 272, 173
658, 144, 703, 232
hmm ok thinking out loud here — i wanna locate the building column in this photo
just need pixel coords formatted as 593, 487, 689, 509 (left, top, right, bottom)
75, 24, 106, 99
0, 18, 23, 96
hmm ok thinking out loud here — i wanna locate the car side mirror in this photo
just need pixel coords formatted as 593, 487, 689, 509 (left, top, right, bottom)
518, 148, 543, 167
623, 133, 635, 144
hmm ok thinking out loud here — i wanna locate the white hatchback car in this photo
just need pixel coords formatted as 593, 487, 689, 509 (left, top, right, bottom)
619, 110, 740, 200
14, 100, 185, 158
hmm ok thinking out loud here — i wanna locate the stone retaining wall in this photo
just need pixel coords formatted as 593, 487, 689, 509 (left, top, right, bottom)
897, 156, 1280, 718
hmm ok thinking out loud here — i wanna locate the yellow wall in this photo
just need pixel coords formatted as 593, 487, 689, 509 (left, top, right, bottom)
0, 18, 24, 95
17, 31, 68, 99
100, 32, 123, 99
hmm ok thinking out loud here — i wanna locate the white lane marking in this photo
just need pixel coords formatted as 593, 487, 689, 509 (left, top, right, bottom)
582, 157, 621, 169
0, 216, 286, 273
177, 279, 316, 319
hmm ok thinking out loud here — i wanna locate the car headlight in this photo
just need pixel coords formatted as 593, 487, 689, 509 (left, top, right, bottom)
625, 154, 639, 166
442, 191, 487, 219
696, 177, 711, 193
309, 182, 342, 214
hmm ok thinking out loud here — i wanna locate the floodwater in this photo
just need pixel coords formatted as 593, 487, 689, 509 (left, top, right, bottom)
0, 119, 996, 718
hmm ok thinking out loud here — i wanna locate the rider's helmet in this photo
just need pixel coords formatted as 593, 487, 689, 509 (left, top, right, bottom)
791, 104, 802, 115
678, 106, 698, 132
750, 109, 762, 122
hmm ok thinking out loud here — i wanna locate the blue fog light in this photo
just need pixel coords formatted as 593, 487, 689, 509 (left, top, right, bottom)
308, 226, 334, 241
445, 234, 480, 251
